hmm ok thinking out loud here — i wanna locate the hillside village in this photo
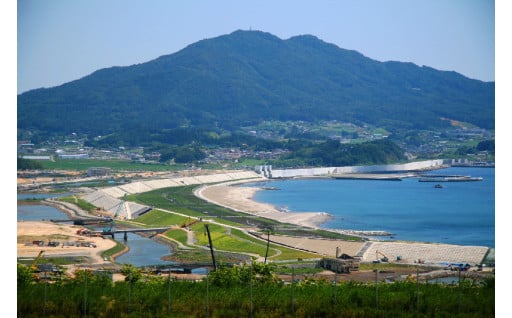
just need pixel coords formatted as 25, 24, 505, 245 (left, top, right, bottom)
18, 122, 494, 166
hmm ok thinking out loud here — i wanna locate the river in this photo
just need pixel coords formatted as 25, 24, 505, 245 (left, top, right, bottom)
17, 193, 174, 267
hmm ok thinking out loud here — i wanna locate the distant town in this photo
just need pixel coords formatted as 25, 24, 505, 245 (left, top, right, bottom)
18, 119, 495, 168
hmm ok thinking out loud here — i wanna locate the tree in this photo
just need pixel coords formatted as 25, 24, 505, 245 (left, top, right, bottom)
208, 262, 278, 287
477, 139, 495, 153
17, 264, 35, 286
120, 264, 142, 283
17, 157, 44, 170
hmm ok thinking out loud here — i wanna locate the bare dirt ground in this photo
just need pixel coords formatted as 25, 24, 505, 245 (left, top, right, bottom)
17, 171, 494, 283
17, 221, 118, 275
17, 221, 208, 282
17, 220, 493, 284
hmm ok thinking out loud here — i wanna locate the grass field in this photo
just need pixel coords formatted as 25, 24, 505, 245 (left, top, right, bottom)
40, 159, 183, 172
110, 190, 324, 262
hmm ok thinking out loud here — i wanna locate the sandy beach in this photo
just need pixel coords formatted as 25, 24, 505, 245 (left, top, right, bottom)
195, 183, 332, 229
194, 181, 491, 265
17, 172, 492, 270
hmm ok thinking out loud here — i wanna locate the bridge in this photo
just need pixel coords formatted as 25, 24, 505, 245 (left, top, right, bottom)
142, 262, 237, 274
90, 227, 173, 241
50, 217, 112, 225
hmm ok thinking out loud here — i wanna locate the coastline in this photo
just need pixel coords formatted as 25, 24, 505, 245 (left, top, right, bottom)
17, 168, 494, 267
194, 182, 333, 229
194, 181, 493, 266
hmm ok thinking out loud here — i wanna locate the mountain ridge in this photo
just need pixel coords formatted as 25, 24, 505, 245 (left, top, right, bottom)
18, 29, 494, 138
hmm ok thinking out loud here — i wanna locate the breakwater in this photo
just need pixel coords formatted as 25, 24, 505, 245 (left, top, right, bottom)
257, 159, 448, 179
251, 166, 495, 248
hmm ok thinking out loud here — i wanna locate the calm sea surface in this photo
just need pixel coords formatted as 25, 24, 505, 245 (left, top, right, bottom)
248, 167, 495, 247
17, 166, 495, 266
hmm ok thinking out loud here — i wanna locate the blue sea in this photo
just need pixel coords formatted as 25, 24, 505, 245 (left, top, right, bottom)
247, 167, 495, 247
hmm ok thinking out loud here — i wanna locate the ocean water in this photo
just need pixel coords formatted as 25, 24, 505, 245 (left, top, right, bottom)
249, 167, 495, 247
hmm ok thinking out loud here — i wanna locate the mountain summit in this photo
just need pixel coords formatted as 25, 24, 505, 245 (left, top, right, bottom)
18, 30, 494, 137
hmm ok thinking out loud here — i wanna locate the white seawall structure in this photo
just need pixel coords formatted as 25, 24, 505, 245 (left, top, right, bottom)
256, 159, 448, 179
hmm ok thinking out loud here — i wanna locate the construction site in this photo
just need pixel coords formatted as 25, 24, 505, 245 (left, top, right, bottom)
18, 168, 494, 284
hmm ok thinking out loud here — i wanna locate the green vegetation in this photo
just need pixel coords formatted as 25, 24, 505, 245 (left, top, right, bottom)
131, 184, 361, 239
101, 241, 127, 260
135, 209, 189, 227
163, 248, 252, 264
133, 186, 280, 228
192, 223, 257, 250
17, 256, 83, 267
58, 196, 97, 213
164, 228, 189, 245
17, 30, 494, 170
17, 157, 44, 170
17, 265, 495, 317
135, 209, 320, 262
39, 158, 180, 172
132, 185, 363, 240
18, 30, 493, 144
114, 185, 352, 262
187, 223, 317, 261
272, 264, 326, 276
273, 139, 407, 167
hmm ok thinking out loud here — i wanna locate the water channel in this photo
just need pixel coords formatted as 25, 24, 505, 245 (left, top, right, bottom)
17, 193, 175, 268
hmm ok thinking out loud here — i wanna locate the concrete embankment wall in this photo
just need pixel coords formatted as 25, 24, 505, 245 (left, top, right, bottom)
80, 161, 447, 218
81, 171, 264, 219
269, 159, 447, 178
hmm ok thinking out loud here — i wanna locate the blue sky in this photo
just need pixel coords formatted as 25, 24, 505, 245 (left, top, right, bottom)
16, 0, 496, 95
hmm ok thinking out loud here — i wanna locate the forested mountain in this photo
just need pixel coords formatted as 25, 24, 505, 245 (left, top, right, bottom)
18, 30, 494, 139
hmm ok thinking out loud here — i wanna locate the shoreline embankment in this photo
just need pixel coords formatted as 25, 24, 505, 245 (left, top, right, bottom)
18, 160, 494, 266
256, 159, 449, 178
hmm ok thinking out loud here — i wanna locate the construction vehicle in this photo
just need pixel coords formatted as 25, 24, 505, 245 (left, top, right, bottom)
32, 240, 44, 246
374, 250, 389, 263
76, 228, 90, 235
449, 263, 471, 271
31, 250, 45, 271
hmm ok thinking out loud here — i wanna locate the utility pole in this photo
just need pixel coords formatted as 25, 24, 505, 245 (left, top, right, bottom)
204, 224, 216, 271
264, 229, 270, 264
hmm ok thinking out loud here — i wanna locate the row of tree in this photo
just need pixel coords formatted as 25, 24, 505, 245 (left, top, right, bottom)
274, 139, 406, 167
17, 263, 495, 317
17, 157, 44, 170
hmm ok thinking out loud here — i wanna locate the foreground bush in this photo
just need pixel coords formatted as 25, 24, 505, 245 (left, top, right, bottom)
18, 266, 494, 318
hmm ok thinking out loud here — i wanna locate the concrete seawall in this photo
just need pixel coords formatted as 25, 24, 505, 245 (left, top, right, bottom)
262, 159, 448, 178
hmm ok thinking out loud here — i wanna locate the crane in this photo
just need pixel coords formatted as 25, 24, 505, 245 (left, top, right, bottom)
31, 250, 45, 271
102, 194, 126, 237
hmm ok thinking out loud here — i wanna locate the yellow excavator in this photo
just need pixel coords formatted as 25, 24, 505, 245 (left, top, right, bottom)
29, 250, 46, 280
31, 250, 45, 271
375, 250, 389, 263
